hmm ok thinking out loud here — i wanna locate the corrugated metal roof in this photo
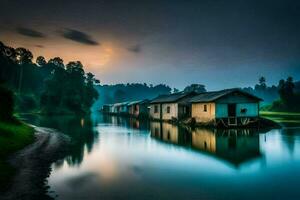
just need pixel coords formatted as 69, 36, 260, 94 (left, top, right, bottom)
189, 88, 262, 103
127, 99, 149, 106
113, 102, 130, 106
150, 92, 196, 103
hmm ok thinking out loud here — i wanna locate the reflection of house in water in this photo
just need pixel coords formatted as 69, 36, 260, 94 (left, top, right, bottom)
103, 115, 149, 131
150, 122, 191, 146
129, 118, 150, 130
150, 122, 261, 166
192, 128, 261, 166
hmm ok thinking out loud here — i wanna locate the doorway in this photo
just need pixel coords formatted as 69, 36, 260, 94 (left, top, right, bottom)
228, 104, 236, 117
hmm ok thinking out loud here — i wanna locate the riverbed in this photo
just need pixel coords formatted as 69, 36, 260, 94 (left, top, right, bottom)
13, 113, 300, 199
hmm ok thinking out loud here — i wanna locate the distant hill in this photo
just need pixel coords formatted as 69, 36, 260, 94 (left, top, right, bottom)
92, 83, 172, 111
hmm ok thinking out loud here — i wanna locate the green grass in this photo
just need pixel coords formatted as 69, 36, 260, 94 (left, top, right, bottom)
0, 120, 35, 190
0, 121, 35, 157
260, 111, 300, 127
260, 111, 300, 116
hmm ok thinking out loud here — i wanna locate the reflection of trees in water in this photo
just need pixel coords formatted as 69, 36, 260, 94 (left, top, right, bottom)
24, 114, 99, 167
281, 128, 297, 155
63, 117, 97, 166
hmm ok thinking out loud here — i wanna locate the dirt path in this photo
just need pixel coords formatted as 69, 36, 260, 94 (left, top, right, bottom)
1, 127, 70, 200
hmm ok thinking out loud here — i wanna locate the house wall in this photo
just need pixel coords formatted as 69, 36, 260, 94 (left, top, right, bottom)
216, 93, 258, 104
149, 104, 161, 119
236, 103, 259, 117
215, 95, 259, 118
128, 104, 139, 116
191, 103, 216, 123
111, 106, 118, 113
162, 103, 178, 120
192, 94, 260, 120
128, 105, 133, 115
120, 105, 128, 113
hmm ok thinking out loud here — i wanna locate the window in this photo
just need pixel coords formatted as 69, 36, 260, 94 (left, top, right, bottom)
154, 105, 158, 113
203, 104, 207, 112
167, 106, 171, 113
241, 108, 247, 114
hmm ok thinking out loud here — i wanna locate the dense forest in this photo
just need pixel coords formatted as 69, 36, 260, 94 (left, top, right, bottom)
0, 41, 99, 116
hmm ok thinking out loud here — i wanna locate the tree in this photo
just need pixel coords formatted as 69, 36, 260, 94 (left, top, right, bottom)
40, 60, 99, 114
36, 56, 47, 66
66, 61, 84, 73
0, 41, 99, 114
114, 89, 126, 102
173, 88, 179, 93
255, 76, 267, 91
259, 76, 267, 89
278, 79, 285, 100
15, 48, 33, 65
0, 84, 14, 121
183, 84, 206, 93
48, 57, 64, 68
285, 76, 295, 98
85, 72, 99, 108
277, 77, 295, 105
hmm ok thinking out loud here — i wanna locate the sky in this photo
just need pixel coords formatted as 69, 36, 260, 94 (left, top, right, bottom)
1, 0, 300, 90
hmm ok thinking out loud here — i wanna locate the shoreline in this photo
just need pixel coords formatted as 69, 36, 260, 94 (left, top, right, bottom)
101, 112, 281, 129
1, 126, 70, 200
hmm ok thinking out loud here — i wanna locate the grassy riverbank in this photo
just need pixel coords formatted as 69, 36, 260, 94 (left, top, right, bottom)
260, 111, 300, 127
0, 120, 35, 190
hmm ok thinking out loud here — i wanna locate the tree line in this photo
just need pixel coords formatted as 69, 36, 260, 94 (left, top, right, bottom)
93, 83, 207, 110
245, 76, 300, 112
0, 41, 99, 117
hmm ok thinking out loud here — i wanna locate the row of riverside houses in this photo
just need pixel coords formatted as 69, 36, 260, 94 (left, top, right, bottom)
102, 100, 150, 118
101, 88, 263, 127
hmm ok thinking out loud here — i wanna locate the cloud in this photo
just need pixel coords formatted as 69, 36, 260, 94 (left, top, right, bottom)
34, 44, 44, 48
16, 27, 45, 38
127, 44, 141, 53
61, 29, 99, 45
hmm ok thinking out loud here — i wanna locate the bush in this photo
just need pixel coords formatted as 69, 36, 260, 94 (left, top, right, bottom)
15, 93, 38, 113
0, 85, 14, 121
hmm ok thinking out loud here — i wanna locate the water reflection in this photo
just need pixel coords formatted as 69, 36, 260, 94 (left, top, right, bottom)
22, 114, 99, 167
24, 114, 265, 168
150, 122, 262, 167
281, 128, 298, 155
20, 113, 300, 200
103, 114, 150, 131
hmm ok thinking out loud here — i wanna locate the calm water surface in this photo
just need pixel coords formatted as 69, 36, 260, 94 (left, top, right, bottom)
25, 113, 300, 200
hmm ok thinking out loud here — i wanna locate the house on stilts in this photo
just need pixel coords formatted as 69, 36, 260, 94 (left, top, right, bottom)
189, 88, 262, 126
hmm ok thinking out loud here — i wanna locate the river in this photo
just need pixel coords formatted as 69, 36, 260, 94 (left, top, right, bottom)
23, 113, 300, 200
